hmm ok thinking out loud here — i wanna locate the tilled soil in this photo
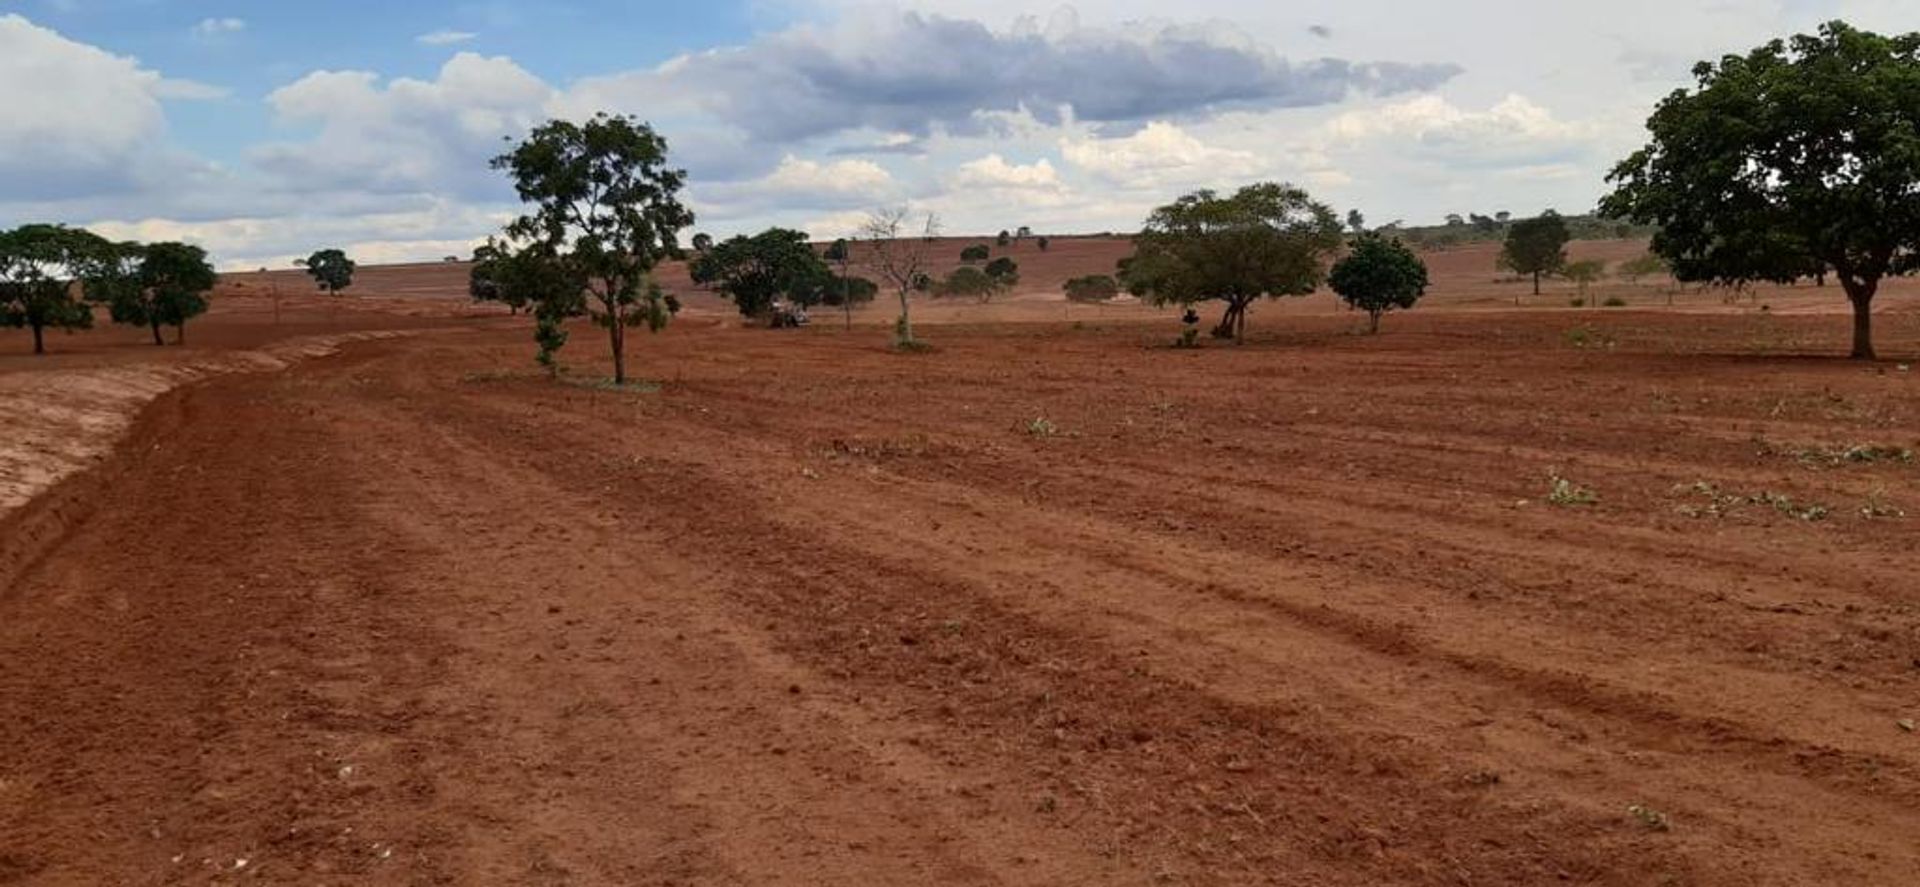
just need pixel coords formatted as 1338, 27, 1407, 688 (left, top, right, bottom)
2, 310, 1918, 885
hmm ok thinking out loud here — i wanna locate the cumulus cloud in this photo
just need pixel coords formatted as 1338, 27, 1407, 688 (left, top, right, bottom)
1060, 121, 1263, 187
951, 154, 1066, 193
563, 10, 1461, 146
417, 30, 479, 46
254, 52, 554, 198
0, 14, 221, 200
1321, 94, 1604, 168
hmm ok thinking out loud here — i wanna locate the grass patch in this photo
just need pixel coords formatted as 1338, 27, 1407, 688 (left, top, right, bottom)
1757, 439, 1915, 468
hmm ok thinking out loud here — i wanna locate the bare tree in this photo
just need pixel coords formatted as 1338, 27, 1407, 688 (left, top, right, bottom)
860, 206, 940, 347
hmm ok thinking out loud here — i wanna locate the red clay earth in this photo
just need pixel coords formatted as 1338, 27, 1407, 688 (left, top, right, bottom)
2, 243, 1919, 885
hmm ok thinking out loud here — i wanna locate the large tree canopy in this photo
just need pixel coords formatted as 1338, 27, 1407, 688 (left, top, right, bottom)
1118, 182, 1342, 342
690, 227, 832, 319
1601, 21, 1920, 359
0, 224, 103, 354
100, 242, 215, 345
493, 113, 693, 383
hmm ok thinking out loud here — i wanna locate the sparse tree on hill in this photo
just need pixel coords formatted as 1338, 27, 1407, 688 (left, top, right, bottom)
1118, 182, 1343, 343
493, 113, 693, 383
996, 229, 1011, 247
983, 256, 1019, 297
1500, 212, 1570, 297
690, 227, 832, 321
1036, 236, 1050, 252
1346, 209, 1367, 234
1062, 274, 1119, 303
91, 241, 215, 345
959, 244, 990, 263
861, 206, 939, 348
1329, 233, 1429, 333
0, 224, 104, 354
1601, 20, 1920, 359
304, 248, 356, 297
936, 266, 995, 301
1015, 225, 1032, 240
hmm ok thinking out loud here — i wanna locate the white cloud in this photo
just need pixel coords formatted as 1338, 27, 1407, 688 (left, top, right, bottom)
256, 52, 554, 198
951, 154, 1066, 192
191, 18, 246, 40
1060, 121, 1263, 187
0, 14, 208, 199
759, 155, 894, 196
417, 30, 478, 46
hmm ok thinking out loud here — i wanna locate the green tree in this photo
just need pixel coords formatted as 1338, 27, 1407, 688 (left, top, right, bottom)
1561, 259, 1608, 299
93, 242, 215, 345
1036, 236, 1051, 252
0, 224, 104, 354
1602, 21, 1920, 359
861, 206, 939, 348
1500, 213, 1569, 296
690, 227, 832, 320
996, 229, 1011, 247
936, 266, 995, 301
983, 256, 1019, 296
303, 248, 356, 297
1619, 253, 1669, 286
1329, 233, 1429, 333
1346, 209, 1367, 234
492, 113, 693, 384
823, 238, 849, 262
1118, 182, 1342, 342
691, 232, 714, 253
959, 244, 990, 263
1062, 274, 1119, 303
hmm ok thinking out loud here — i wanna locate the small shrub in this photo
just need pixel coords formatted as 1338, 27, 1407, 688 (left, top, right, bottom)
1024, 417, 1060, 437
1603, 296, 1628, 307
1628, 805, 1672, 832
1569, 297, 1586, 308
1547, 472, 1598, 507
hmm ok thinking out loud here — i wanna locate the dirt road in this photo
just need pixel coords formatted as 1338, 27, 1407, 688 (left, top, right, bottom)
3, 311, 1918, 884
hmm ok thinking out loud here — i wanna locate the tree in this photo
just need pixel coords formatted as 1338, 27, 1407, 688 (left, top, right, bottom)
691, 232, 714, 253
820, 276, 877, 307
1036, 236, 1051, 252
1117, 182, 1343, 343
936, 266, 995, 301
1329, 233, 1429, 333
823, 238, 849, 262
1346, 209, 1367, 234
0, 224, 103, 354
1062, 274, 1119, 303
1561, 260, 1607, 299
1619, 253, 1669, 286
861, 206, 939, 347
690, 227, 832, 321
493, 113, 693, 383
304, 248, 356, 297
93, 242, 215, 345
959, 244, 990, 263
1015, 225, 1032, 240
996, 229, 1011, 246
983, 256, 1019, 296
1601, 21, 1920, 359
1500, 212, 1569, 296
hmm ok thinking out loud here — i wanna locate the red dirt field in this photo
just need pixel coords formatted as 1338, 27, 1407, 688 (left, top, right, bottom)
3, 247, 1920, 885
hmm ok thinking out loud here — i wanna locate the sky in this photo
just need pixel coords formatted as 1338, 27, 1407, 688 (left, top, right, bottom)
0, 0, 1913, 270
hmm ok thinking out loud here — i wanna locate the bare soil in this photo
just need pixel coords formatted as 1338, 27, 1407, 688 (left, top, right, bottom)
3, 247, 1919, 885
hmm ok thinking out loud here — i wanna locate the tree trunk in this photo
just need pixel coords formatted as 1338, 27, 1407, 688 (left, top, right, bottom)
1234, 298, 1249, 344
610, 305, 628, 384
151, 319, 164, 346
174, 323, 185, 346
1844, 278, 1877, 360
896, 289, 914, 345
1532, 271, 1541, 296
1369, 309, 1382, 334
30, 321, 44, 355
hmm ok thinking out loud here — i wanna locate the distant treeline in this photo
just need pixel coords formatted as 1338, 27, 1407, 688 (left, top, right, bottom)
1382, 213, 1657, 249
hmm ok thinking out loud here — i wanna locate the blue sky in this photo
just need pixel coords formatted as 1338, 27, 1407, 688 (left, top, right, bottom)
0, 0, 1911, 268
